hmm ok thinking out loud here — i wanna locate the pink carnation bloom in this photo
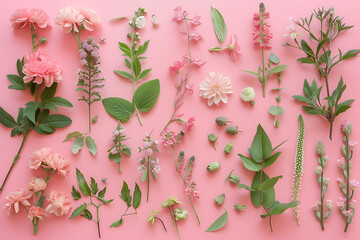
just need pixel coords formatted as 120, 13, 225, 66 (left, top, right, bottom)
55, 7, 83, 33
45, 191, 72, 217
10, 8, 49, 29
199, 72, 232, 106
28, 206, 46, 221
29, 147, 53, 170
44, 153, 70, 177
23, 52, 62, 87
185, 116, 195, 132
28, 177, 47, 192
4, 189, 32, 215
79, 8, 100, 31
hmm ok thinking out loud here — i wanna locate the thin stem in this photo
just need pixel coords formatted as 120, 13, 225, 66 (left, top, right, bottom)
344, 135, 350, 232
260, 168, 273, 232
71, 29, 81, 50
33, 218, 38, 235
188, 194, 200, 225
88, 60, 92, 132
261, 49, 266, 97
146, 156, 150, 202
30, 24, 36, 52
169, 205, 181, 239
155, 216, 167, 232
320, 157, 325, 230
96, 204, 101, 238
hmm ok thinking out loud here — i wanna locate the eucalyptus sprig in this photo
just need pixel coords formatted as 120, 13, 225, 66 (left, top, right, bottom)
284, 7, 359, 139
238, 124, 299, 232
103, 7, 160, 125
110, 181, 141, 227
70, 169, 114, 238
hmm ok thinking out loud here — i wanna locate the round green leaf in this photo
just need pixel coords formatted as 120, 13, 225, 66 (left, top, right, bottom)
102, 97, 134, 122
269, 106, 284, 116
133, 79, 160, 112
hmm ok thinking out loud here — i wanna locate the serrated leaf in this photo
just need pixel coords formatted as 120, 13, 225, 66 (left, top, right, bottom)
205, 209, 228, 232
64, 131, 83, 142
210, 6, 227, 44
133, 79, 160, 112
98, 187, 106, 198
102, 97, 134, 122
268, 106, 284, 116
0, 106, 17, 128
114, 70, 134, 80
133, 183, 141, 209
71, 186, 81, 200
7, 74, 26, 90
110, 218, 124, 227
69, 204, 87, 219
76, 168, 91, 196
40, 83, 57, 102
85, 136, 97, 156
239, 154, 262, 171
90, 177, 99, 195
269, 53, 280, 64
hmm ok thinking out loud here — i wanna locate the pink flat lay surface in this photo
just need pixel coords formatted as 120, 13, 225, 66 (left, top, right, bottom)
0, 0, 359, 239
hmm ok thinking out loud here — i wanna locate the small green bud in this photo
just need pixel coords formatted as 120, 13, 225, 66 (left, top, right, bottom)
208, 133, 218, 150
224, 142, 233, 154
38, 37, 47, 44
229, 174, 240, 184
234, 204, 246, 212
276, 96, 281, 102
206, 162, 221, 172
178, 150, 185, 159
226, 126, 239, 135
315, 165, 323, 175
316, 141, 325, 156
215, 117, 228, 126
214, 193, 225, 205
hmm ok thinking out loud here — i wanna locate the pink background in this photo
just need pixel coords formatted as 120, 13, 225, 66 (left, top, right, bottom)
0, 0, 359, 239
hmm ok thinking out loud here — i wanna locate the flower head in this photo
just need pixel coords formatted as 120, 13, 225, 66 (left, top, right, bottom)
23, 52, 62, 87
45, 191, 72, 217
147, 208, 160, 224
337, 198, 346, 210
10, 8, 50, 29
316, 141, 325, 156
189, 32, 202, 41
337, 157, 346, 169
4, 189, 32, 215
28, 177, 47, 192
160, 129, 179, 147
135, 16, 146, 29
29, 147, 53, 170
173, 6, 185, 22
185, 181, 199, 198
28, 206, 46, 221
199, 72, 232, 106
151, 15, 159, 26
190, 16, 201, 26
78, 8, 100, 31
226, 35, 241, 62
252, 3, 272, 49
169, 59, 186, 72
283, 17, 301, 39
162, 196, 182, 208
185, 116, 196, 132
349, 140, 357, 149
240, 87, 255, 102
174, 207, 188, 220
192, 56, 205, 67
350, 180, 359, 190
55, 7, 83, 33
312, 201, 321, 211
341, 121, 352, 135
44, 153, 70, 177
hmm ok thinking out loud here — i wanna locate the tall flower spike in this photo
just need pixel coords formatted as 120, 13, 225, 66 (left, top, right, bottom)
252, 3, 272, 49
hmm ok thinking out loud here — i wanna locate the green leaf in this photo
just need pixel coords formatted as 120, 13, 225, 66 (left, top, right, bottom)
63, 131, 83, 142
24, 102, 39, 123
210, 6, 227, 43
120, 181, 130, 203
85, 136, 97, 156
40, 83, 57, 102
292, 95, 314, 105
268, 106, 284, 116
40, 114, 72, 128
38, 124, 55, 133
118, 42, 131, 57
0, 106, 17, 128
7, 74, 26, 90
341, 49, 360, 60
98, 187, 106, 198
76, 168, 91, 196
205, 209, 228, 232
242, 70, 261, 78
81, 209, 93, 220
92, 116, 98, 124
238, 184, 256, 191
138, 68, 152, 80
257, 176, 283, 192
133, 183, 141, 209
141, 171, 147, 182
268, 201, 300, 216
137, 40, 150, 56
69, 204, 87, 219
269, 53, 280, 64
114, 70, 134, 80
238, 154, 262, 171
335, 99, 354, 116
300, 39, 314, 57
132, 57, 141, 78
102, 97, 134, 122
71, 186, 81, 200
296, 57, 315, 64
250, 124, 272, 162
48, 97, 73, 107
90, 177, 99, 195
16, 58, 25, 78
269, 64, 287, 74
264, 152, 281, 168
133, 79, 160, 112
316, 38, 328, 55
110, 218, 124, 227
251, 171, 275, 208
37, 109, 49, 123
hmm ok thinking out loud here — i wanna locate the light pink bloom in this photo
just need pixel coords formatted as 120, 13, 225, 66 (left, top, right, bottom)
45, 191, 72, 217
23, 52, 62, 87
350, 180, 359, 190
199, 72, 232, 106
189, 32, 202, 41
185, 116, 195, 132
349, 140, 357, 148
349, 200, 356, 208
169, 59, 186, 72
4, 189, 32, 215
28, 177, 47, 192
337, 177, 345, 186
78, 8, 100, 31
29, 147, 53, 170
337, 157, 346, 168
283, 17, 301, 40
312, 201, 321, 211
173, 6, 185, 22
190, 16, 201, 25
44, 153, 70, 177
55, 7, 83, 33
28, 206, 46, 221
160, 129, 178, 148
10, 8, 49, 29
225, 35, 241, 62
341, 121, 352, 135
145, 148, 153, 156
344, 209, 353, 217
192, 56, 205, 67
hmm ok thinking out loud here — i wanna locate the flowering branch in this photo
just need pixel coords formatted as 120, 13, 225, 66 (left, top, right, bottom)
108, 122, 131, 172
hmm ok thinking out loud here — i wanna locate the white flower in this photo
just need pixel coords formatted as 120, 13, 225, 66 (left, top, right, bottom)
284, 17, 302, 40
240, 87, 255, 102
199, 72, 232, 106
135, 16, 146, 29
151, 15, 158, 26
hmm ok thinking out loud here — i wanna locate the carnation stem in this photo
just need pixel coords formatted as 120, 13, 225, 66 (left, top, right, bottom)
188, 194, 200, 225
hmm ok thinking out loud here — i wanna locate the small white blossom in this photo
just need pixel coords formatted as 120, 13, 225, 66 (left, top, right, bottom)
135, 16, 146, 29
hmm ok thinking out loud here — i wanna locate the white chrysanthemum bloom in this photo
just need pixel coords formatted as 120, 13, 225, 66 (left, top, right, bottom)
199, 72, 232, 106
240, 87, 255, 102
135, 16, 146, 28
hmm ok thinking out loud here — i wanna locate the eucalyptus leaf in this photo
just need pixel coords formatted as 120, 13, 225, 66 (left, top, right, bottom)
257, 176, 283, 192
250, 124, 273, 162
210, 6, 227, 43
269, 200, 300, 215
238, 154, 262, 172
133, 79, 160, 112
205, 209, 228, 232
251, 171, 275, 208
268, 106, 284, 116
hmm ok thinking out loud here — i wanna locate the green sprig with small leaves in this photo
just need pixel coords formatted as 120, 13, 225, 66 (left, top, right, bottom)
70, 169, 114, 238
110, 181, 142, 227
269, 73, 285, 127
238, 124, 299, 232
108, 122, 131, 172
284, 7, 359, 140
103, 7, 160, 125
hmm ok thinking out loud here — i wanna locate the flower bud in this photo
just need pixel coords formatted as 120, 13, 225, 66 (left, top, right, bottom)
226, 126, 239, 135
323, 177, 330, 186
326, 200, 333, 210
341, 121, 352, 136
337, 178, 346, 188
322, 156, 328, 166
224, 142, 233, 154
215, 117, 227, 126
276, 96, 281, 102
316, 141, 325, 156
229, 174, 240, 184
312, 201, 320, 211
240, 87, 255, 103
337, 157, 346, 169
234, 204, 246, 212
315, 165, 323, 175
349, 200, 356, 209
342, 145, 347, 156
350, 179, 359, 190
101, 177, 107, 183
214, 193, 225, 205
208, 133, 218, 150
206, 162, 221, 172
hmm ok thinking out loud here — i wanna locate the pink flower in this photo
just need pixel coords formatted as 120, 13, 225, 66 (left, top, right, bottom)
160, 129, 178, 148
29, 147, 53, 170
192, 56, 205, 67
283, 17, 301, 40
55, 7, 83, 33
350, 180, 359, 190
312, 201, 321, 211
337, 177, 345, 187
252, 3, 272, 49
337, 157, 346, 168
23, 52, 62, 87
44, 153, 70, 177
78, 8, 100, 31
344, 209, 353, 217
190, 16, 201, 25
189, 32, 202, 41
28, 206, 46, 221
349, 140, 357, 148
341, 121, 352, 135
169, 59, 186, 72
185, 181, 199, 198
199, 72, 232, 106
185, 116, 195, 132
337, 198, 346, 209
45, 191, 72, 217
10, 8, 49, 29
173, 6, 185, 22
4, 189, 32, 215
349, 200, 356, 209
225, 35, 241, 62
28, 177, 47, 192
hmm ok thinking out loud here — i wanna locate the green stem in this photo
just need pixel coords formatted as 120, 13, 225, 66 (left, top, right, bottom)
320, 159, 325, 230
88, 59, 92, 132
146, 156, 150, 202
260, 168, 273, 232
30, 24, 36, 52
261, 49, 266, 97
33, 218, 38, 235
0, 131, 30, 193
344, 135, 350, 232
96, 204, 101, 238
188, 194, 200, 225
71, 29, 81, 50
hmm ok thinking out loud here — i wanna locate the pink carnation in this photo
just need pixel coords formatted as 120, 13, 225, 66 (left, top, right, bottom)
55, 7, 83, 33
44, 153, 70, 177
28, 177, 47, 192
23, 52, 62, 87
78, 8, 100, 31
10, 8, 49, 29
4, 189, 32, 215
29, 147, 53, 170
28, 206, 46, 221
45, 191, 72, 217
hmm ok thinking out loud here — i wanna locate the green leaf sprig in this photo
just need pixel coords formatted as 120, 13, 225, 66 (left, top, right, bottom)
268, 72, 285, 127
238, 124, 299, 232
104, 7, 160, 125
284, 7, 359, 139
70, 169, 114, 238
110, 181, 142, 227
108, 122, 131, 172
